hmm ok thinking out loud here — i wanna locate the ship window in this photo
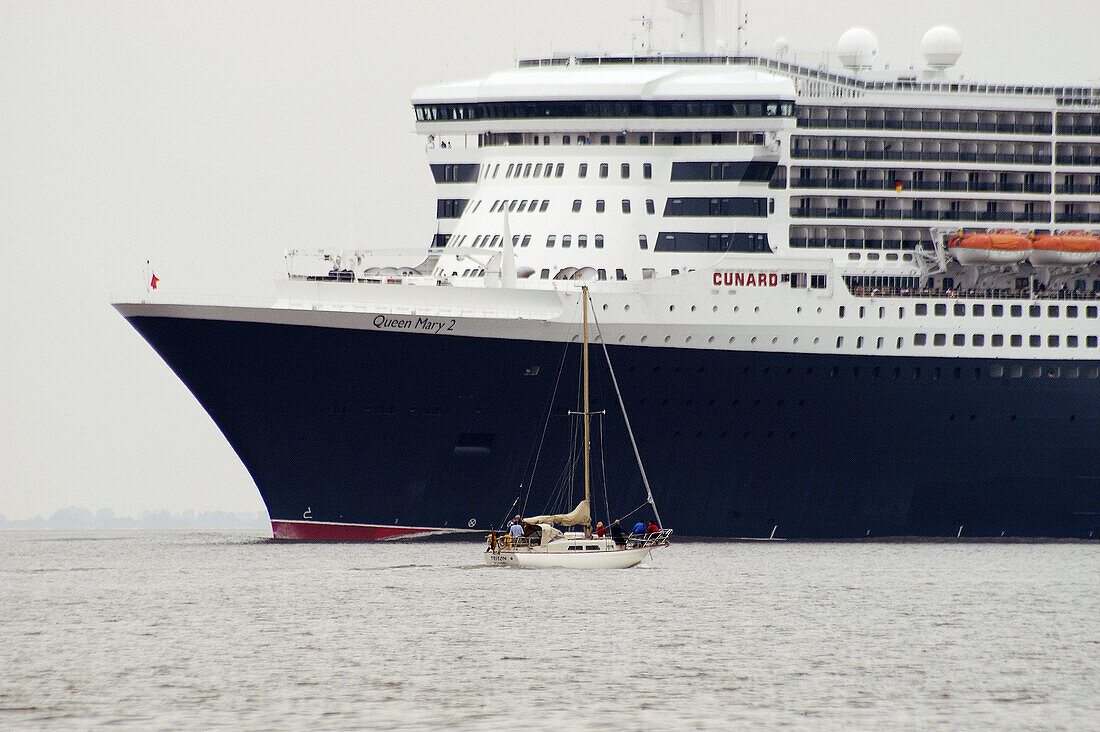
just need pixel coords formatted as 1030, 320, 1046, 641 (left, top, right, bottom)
898, 307, 905, 319
1068, 335, 1079, 347
1048, 305, 1059, 317
597, 269, 607, 280
512, 235, 520, 247
572, 200, 582, 212
578, 235, 588, 248
540, 268, 550, 279
1010, 365, 1023, 377
1011, 335, 1023, 347
490, 235, 501, 247
595, 234, 604, 249
534, 163, 543, 177
539, 200, 549, 212
1048, 335, 1060, 347
839, 306, 845, 318
1089, 366, 1100, 378
954, 304, 965, 316
990, 364, 1004, 377
596, 200, 605, 213
1029, 335, 1041, 347
579, 163, 587, 178
622, 200, 631, 213
671, 269, 680, 275
973, 304, 985, 316
563, 135, 571, 145
1011, 305, 1023, 317
562, 235, 571, 248
1089, 336, 1098, 347
1029, 305, 1041, 318
600, 135, 610, 145
934, 304, 947, 316
507, 164, 514, 177
953, 334, 965, 346
555, 163, 564, 177
600, 163, 609, 178
1088, 306, 1099, 318
493, 164, 500, 178
523, 163, 532, 177
643, 163, 652, 179
517, 200, 527, 212
836, 336, 844, 348
916, 304, 928, 315
639, 234, 648, 249
646, 199, 655, 214
508, 201, 518, 211
616, 135, 626, 145
616, 269, 626, 281
933, 334, 946, 346
1067, 365, 1080, 377
1028, 365, 1042, 378
972, 334, 984, 346
992, 334, 1004, 346
992, 304, 1004, 317
621, 163, 630, 178
1067, 306, 1078, 317
521, 234, 531, 247
544, 164, 553, 178
546, 235, 556, 247
810, 274, 826, 288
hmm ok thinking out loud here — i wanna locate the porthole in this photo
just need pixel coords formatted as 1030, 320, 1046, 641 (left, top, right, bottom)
734, 306, 740, 313
712, 305, 718, 313
664, 336, 671, 343
708, 336, 715, 343
571, 335, 579, 342
793, 337, 799, 344
618, 335, 626, 343
691, 305, 696, 312
751, 337, 757, 343
754, 306, 760, 313
816, 307, 822, 314
728, 336, 736, 344
602, 304, 608, 310
796, 307, 802, 313
640, 335, 647, 343
685, 336, 692, 343
624, 305, 630, 312
813, 337, 820, 344
771, 337, 778, 344
669, 305, 675, 312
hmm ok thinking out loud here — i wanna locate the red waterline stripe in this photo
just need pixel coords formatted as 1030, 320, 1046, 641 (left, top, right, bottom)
271, 520, 445, 541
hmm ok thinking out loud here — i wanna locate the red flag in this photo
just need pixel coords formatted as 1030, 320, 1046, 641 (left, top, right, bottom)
150, 273, 160, 289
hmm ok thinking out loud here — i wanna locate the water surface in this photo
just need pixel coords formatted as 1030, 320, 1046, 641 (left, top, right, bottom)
2, 531, 1097, 728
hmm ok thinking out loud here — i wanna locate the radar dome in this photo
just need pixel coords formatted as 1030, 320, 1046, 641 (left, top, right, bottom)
837, 27, 877, 70
921, 25, 962, 69
773, 37, 790, 58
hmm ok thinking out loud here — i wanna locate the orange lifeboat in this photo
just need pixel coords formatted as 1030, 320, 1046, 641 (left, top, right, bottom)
946, 233, 1031, 265
1028, 234, 1100, 266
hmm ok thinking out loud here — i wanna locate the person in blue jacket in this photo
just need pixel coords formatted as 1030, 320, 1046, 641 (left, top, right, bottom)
632, 520, 647, 535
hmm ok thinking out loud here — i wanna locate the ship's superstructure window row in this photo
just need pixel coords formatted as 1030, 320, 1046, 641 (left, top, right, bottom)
791, 197, 1050, 224
655, 232, 771, 253
436, 199, 468, 218
664, 197, 768, 217
430, 164, 480, 183
671, 161, 777, 181
477, 132, 768, 147
791, 137, 1051, 165
792, 167, 1051, 194
797, 106, 1053, 134
415, 99, 794, 122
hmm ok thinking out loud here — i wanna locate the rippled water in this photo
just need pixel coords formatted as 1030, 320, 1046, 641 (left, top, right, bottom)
2, 531, 1098, 728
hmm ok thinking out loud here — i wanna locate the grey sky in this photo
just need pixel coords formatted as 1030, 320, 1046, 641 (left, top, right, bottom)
2, 0, 1097, 520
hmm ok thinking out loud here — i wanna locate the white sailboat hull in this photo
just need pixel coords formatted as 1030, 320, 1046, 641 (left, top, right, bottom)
484, 545, 655, 569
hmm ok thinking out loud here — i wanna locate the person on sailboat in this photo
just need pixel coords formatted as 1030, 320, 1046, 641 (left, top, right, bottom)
647, 520, 660, 535
609, 519, 626, 547
508, 516, 525, 538
632, 520, 647, 535
594, 521, 606, 537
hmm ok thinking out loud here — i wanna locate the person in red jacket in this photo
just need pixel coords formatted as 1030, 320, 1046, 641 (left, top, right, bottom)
594, 521, 606, 537
646, 520, 660, 535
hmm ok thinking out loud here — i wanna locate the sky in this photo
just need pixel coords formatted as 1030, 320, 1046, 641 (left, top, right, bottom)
2, 0, 1098, 520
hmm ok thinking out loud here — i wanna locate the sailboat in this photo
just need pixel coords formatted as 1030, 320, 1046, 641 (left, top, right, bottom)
484, 285, 671, 568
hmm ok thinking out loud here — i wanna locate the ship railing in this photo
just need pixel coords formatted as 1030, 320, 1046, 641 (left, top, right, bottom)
626, 529, 673, 548
846, 286, 1100, 301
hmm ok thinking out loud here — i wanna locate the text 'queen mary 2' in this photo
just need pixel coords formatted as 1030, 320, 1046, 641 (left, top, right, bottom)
115, 5, 1100, 539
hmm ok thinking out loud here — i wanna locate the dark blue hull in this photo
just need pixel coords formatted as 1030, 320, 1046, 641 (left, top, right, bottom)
125, 314, 1100, 538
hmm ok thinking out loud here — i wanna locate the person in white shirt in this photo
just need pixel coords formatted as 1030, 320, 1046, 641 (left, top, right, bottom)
508, 515, 525, 538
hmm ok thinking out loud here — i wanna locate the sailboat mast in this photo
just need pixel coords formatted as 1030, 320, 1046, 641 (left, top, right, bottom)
582, 286, 592, 538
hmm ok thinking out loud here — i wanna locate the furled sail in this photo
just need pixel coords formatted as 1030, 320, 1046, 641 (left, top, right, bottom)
523, 500, 590, 528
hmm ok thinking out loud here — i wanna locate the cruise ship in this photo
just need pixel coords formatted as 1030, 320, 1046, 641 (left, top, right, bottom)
115, 3, 1100, 539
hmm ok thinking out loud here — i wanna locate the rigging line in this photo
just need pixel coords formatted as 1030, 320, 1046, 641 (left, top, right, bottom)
619, 500, 651, 523
588, 294, 664, 529
521, 336, 573, 515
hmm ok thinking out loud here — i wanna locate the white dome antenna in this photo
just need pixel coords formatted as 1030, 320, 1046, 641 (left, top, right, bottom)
921, 25, 962, 77
837, 27, 877, 71
773, 37, 789, 59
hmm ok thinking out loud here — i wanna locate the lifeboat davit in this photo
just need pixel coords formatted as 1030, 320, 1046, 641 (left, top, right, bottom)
946, 233, 1031, 265
1028, 235, 1100, 266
